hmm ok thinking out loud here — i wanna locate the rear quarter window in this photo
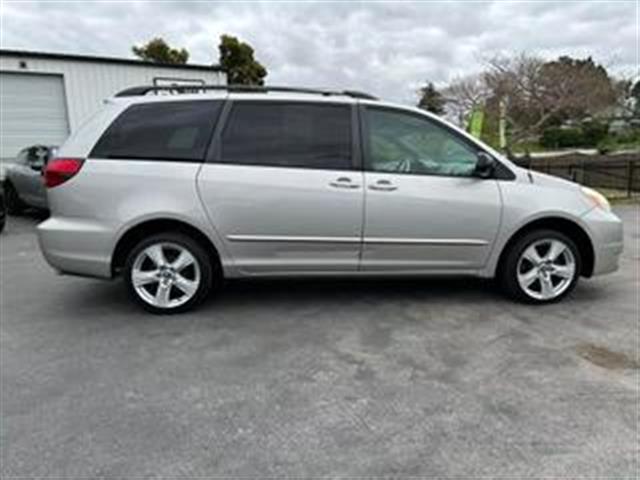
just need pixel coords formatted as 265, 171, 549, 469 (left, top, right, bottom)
90, 100, 222, 161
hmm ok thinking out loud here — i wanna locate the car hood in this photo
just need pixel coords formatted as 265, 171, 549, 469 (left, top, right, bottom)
523, 168, 581, 192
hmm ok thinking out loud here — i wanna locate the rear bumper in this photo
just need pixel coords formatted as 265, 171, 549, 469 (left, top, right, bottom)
582, 207, 624, 276
37, 217, 113, 278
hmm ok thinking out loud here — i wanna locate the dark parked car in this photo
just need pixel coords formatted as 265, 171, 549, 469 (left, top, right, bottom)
0, 183, 6, 233
4, 145, 57, 213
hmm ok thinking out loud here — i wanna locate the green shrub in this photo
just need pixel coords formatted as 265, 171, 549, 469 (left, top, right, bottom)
540, 121, 609, 149
597, 128, 640, 153
540, 127, 584, 148
582, 121, 609, 146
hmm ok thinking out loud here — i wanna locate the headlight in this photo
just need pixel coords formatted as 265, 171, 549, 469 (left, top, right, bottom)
581, 186, 611, 212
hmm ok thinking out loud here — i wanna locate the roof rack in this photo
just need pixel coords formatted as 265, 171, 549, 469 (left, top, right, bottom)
114, 84, 378, 100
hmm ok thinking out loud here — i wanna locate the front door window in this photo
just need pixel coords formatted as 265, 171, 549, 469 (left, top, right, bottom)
366, 108, 478, 177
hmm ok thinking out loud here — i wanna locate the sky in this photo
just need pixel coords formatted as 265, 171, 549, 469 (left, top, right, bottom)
1, 0, 638, 105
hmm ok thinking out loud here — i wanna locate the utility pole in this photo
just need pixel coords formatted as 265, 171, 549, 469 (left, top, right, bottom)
499, 97, 507, 150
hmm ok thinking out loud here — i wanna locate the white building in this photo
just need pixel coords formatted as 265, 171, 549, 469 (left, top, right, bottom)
0, 49, 226, 166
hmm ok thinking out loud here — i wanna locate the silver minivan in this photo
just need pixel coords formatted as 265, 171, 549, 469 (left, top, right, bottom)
38, 86, 623, 313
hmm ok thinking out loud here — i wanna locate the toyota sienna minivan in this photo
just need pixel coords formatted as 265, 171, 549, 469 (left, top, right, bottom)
38, 85, 623, 313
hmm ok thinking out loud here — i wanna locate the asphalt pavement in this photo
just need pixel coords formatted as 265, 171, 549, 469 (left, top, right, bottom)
1, 206, 638, 477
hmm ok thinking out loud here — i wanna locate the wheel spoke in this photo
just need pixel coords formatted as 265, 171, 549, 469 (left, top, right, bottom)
540, 275, 555, 298
171, 250, 194, 272
174, 274, 198, 297
553, 265, 574, 279
155, 282, 172, 306
132, 269, 158, 287
546, 240, 566, 262
523, 245, 543, 265
145, 245, 167, 267
519, 268, 539, 288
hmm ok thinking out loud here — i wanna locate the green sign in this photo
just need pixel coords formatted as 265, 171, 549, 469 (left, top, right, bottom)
468, 107, 484, 139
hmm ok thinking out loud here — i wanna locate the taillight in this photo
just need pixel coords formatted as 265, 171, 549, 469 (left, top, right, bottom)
44, 158, 85, 188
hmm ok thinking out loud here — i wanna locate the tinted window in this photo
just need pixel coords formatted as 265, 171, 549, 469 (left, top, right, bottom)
91, 101, 221, 161
366, 108, 478, 177
221, 102, 352, 170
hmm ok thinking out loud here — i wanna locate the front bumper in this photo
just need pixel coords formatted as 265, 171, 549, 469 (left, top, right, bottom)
581, 207, 624, 276
37, 217, 113, 279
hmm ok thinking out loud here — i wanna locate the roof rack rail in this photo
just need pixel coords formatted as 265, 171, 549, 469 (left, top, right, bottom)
114, 84, 378, 100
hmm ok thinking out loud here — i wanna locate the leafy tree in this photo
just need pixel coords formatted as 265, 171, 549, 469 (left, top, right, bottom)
218, 34, 267, 85
632, 80, 640, 116
611, 78, 640, 118
538, 56, 616, 120
132, 37, 189, 64
484, 54, 617, 143
417, 82, 445, 115
632, 80, 640, 101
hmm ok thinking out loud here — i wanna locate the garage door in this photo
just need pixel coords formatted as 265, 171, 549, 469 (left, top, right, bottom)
0, 72, 70, 163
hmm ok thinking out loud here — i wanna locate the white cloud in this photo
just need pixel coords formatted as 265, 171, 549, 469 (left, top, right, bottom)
1, 0, 637, 105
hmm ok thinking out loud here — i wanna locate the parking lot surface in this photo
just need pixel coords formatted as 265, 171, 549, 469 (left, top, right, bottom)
1, 206, 638, 477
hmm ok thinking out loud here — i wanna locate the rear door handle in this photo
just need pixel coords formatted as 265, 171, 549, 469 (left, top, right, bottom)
329, 177, 360, 189
369, 179, 398, 191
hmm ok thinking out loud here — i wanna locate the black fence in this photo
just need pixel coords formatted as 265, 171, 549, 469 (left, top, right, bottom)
512, 153, 640, 198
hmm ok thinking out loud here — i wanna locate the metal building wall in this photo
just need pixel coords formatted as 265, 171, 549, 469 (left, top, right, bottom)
0, 53, 225, 131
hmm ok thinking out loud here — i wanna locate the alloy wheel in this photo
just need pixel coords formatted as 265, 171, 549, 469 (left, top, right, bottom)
516, 238, 576, 301
131, 242, 201, 309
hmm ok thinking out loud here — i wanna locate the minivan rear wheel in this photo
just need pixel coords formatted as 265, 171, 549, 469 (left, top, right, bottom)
500, 229, 581, 304
124, 232, 213, 314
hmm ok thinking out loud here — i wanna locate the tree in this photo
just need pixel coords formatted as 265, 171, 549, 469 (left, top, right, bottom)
631, 80, 640, 117
607, 78, 639, 118
538, 56, 616, 119
417, 82, 445, 115
132, 37, 189, 64
483, 54, 617, 143
218, 34, 267, 85
441, 74, 489, 126
632, 80, 640, 103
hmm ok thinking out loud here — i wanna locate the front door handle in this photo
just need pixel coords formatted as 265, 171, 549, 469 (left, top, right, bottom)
369, 179, 398, 191
329, 177, 360, 189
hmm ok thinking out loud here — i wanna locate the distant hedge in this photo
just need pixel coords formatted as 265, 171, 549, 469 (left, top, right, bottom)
540, 121, 609, 149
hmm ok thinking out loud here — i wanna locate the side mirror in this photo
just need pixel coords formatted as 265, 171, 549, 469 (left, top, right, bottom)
474, 152, 495, 179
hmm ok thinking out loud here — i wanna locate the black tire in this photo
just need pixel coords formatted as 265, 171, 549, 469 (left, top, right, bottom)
124, 232, 217, 314
4, 182, 25, 215
499, 229, 581, 304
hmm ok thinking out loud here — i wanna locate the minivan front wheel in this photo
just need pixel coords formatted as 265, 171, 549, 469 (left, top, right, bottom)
501, 230, 581, 303
124, 233, 213, 314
